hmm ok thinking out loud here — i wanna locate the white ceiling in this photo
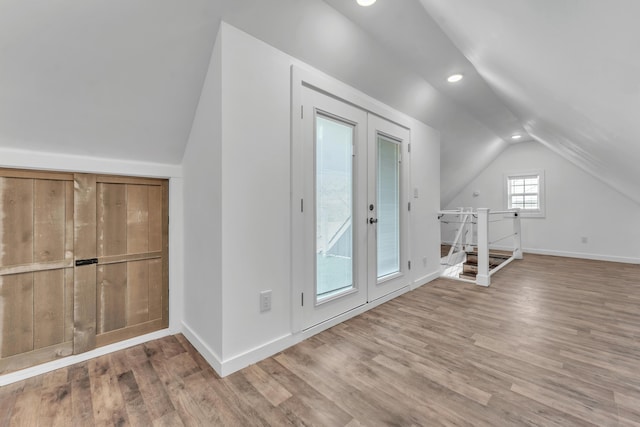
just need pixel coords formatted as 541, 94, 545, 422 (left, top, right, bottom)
0, 0, 221, 163
418, 0, 640, 204
2, 0, 637, 205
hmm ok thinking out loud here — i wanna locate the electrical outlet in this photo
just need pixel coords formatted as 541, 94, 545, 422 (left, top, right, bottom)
581, 236, 588, 244
260, 290, 272, 312
422, 256, 427, 267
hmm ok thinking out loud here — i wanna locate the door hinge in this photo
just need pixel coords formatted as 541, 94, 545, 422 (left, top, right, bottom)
408, 143, 411, 153
301, 198, 304, 212
408, 260, 411, 270
408, 202, 411, 211
301, 292, 304, 306
301, 105, 304, 119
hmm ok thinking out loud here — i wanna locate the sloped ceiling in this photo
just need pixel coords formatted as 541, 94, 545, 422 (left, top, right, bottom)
1, 0, 523, 200
419, 0, 640, 205
5, 0, 632, 207
0, 0, 221, 163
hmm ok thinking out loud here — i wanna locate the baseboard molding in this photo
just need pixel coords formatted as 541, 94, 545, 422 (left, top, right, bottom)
442, 241, 639, 265
181, 321, 223, 374
183, 285, 414, 378
412, 270, 441, 290
0, 327, 177, 386
521, 248, 640, 264
219, 333, 296, 377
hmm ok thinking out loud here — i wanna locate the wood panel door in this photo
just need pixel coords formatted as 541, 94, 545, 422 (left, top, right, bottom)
93, 175, 169, 348
0, 170, 75, 373
0, 170, 168, 374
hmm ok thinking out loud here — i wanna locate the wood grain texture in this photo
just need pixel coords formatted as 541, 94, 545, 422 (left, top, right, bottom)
73, 174, 96, 260
33, 179, 65, 263
97, 263, 127, 334
0, 274, 33, 358
4, 254, 640, 426
97, 183, 127, 258
33, 270, 65, 349
73, 264, 96, 354
0, 177, 33, 267
126, 260, 149, 326
72, 175, 98, 354
126, 185, 149, 254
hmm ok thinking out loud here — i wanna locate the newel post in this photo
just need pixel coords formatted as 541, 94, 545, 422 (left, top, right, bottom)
513, 208, 523, 260
476, 208, 490, 286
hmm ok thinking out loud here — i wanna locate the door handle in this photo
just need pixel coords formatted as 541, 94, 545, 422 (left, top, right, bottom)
369, 218, 378, 224
75, 258, 98, 267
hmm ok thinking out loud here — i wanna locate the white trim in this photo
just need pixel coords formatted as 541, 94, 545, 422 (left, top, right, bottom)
0, 146, 182, 178
487, 244, 639, 264
0, 328, 177, 386
189, 285, 412, 378
522, 248, 640, 264
216, 333, 296, 378
412, 270, 441, 290
181, 321, 223, 374
504, 169, 545, 218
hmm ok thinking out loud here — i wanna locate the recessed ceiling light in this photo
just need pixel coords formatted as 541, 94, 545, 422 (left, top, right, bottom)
357, 0, 376, 6
511, 134, 522, 140
447, 73, 464, 83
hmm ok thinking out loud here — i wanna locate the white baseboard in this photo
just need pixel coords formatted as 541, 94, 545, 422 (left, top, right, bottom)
181, 321, 223, 374
521, 247, 640, 264
0, 327, 177, 386
412, 270, 441, 290
218, 333, 297, 377
442, 241, 640, 265
182, 285, 413, 378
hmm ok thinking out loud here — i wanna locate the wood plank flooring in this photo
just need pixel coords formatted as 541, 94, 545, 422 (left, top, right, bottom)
2, 254, 640, 426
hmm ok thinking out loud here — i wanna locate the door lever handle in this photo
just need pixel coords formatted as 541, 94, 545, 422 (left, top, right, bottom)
369, 218, 378, 224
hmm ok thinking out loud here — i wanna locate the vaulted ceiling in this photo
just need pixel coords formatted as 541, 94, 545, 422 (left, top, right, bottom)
1, 0, 637, 205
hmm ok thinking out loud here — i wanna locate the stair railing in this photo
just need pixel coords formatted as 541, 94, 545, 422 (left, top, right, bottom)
439, 207, 522, 286
476, 208, 522, 286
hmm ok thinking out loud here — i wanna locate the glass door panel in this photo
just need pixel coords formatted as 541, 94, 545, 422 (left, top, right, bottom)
377, 135, 401, 279
367, 116, 410, 301
298, 86, 368, 329
316, 115, 354, 301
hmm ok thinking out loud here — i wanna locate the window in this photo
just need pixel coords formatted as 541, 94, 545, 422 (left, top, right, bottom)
505, 170, 545, 217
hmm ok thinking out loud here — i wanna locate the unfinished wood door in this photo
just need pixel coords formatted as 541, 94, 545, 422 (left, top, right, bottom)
93, 175, 169, 348
0, 169, 75, 373
0, 170, 168, 374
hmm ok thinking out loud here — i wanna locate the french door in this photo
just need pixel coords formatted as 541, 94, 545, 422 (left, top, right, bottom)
300, 86, 369, 328
297, 86, 410, 330
367, 115, 410, 301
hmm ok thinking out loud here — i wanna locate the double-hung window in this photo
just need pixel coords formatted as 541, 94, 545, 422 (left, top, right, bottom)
505, 170, 545, 217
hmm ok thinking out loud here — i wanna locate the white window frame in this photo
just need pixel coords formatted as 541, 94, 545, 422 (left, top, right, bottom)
504, 170, 545, 218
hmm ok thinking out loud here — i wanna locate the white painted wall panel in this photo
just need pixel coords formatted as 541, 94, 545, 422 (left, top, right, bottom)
220, 24, 293, 359
182, 28, 223, 361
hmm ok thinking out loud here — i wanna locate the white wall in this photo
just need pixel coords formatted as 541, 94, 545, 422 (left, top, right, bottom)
445, 141, 640, 263
410, 123, 442, 285
181, 28, 224, 365
220, 24, 293, 361
182, 23, 441, 376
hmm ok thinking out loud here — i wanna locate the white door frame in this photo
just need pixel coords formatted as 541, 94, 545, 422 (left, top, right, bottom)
367, 115, 411, 302
291, 65, 413, 333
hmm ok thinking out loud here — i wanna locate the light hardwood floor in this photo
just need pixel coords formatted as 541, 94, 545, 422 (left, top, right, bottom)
2, 254, 640, 426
